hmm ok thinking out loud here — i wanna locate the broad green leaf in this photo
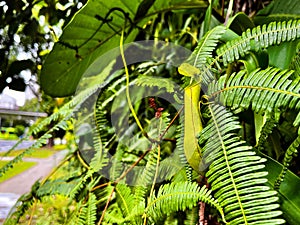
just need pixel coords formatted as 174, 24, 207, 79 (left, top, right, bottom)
268, 40, 300, 70
255, 0, 300, 70
226, 12, 255, 35
41, 0, 207, 97
262, 153, 300, 225
254, 0, 300, 25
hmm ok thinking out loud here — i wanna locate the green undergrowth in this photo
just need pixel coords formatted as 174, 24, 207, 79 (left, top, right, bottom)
6, 195, 76, 225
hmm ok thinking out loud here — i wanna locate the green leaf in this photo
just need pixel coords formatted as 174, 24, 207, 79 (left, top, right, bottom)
145, 181, 226, 223
41, 0, 207, 97
199, 104, 284, 225
208, 67, 300, 115
253, 2, 300, 71
135, 76, 176, 92
216, 20, 300, 66
226, 12, 255, 35
115, 183, 136, 218
186, 25, 226, 68
254, 0, 300, 25
268, 40, 300, 70
78, 193, 97, 225
289, 45, 300, 79
262, 153, 300, 225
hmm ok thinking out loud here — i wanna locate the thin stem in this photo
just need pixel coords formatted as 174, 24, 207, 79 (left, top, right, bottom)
119, 28, 147, 137
149, 145, 161, 199
27, 198, 37, 225
77, 150, 90, 170
91, 182, 110, 192
144, 145, 161, 225
159, 107, 183, 141
199, 201, 206, 225
115, 148, 152, 184
97, 187, 115, 225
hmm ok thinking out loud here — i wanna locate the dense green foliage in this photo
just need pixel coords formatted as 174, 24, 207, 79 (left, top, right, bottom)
1, 0, 300, 224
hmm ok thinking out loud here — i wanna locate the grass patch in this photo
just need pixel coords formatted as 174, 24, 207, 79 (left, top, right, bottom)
0, 147, 61, 159
0, 160, 37, 182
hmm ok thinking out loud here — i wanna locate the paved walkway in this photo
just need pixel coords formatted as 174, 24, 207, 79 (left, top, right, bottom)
0, 150, 67, 194
0, 150, 67, 223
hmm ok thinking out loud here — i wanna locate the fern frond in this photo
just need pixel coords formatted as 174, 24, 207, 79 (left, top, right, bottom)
0, 118, 71, 175
89, 131, 110, 173
145, 181, 226, 224
36, 178, 78, 197
207, 68, 300, 116
69, 170, 94, 199
184, 208, 198, 225
294, 111, 300, 126
88, 77, 129, 173
217, 20, 300, 66
135, 76, 176, 92
0, 72, 116, 176
194, 20, 300, 85
133, 147, 159, 200
74, 180, 110, 224
109, 145, 126, 181
94, 100, 109, 144
115, 183, 136, 221
274, 135, 300, 189
78, 193, 97, 225
102, 208, 126, 224
185, 25, 226, 84
29, 97, 73, 138
199, 104, 285, 225
174, 117, 194, 182
187, 25, 226, 68
105, 191, 144, 224
175, 120, 186, 163
256, 115, 278, 152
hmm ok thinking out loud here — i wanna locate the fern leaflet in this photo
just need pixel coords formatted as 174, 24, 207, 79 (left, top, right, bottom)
217, 20, 300, 66
274, 135, 300, 189
207, 68, 300, 117
78, 193, 97, 225
145, 181, 226, 224
199, 104, 285, 224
